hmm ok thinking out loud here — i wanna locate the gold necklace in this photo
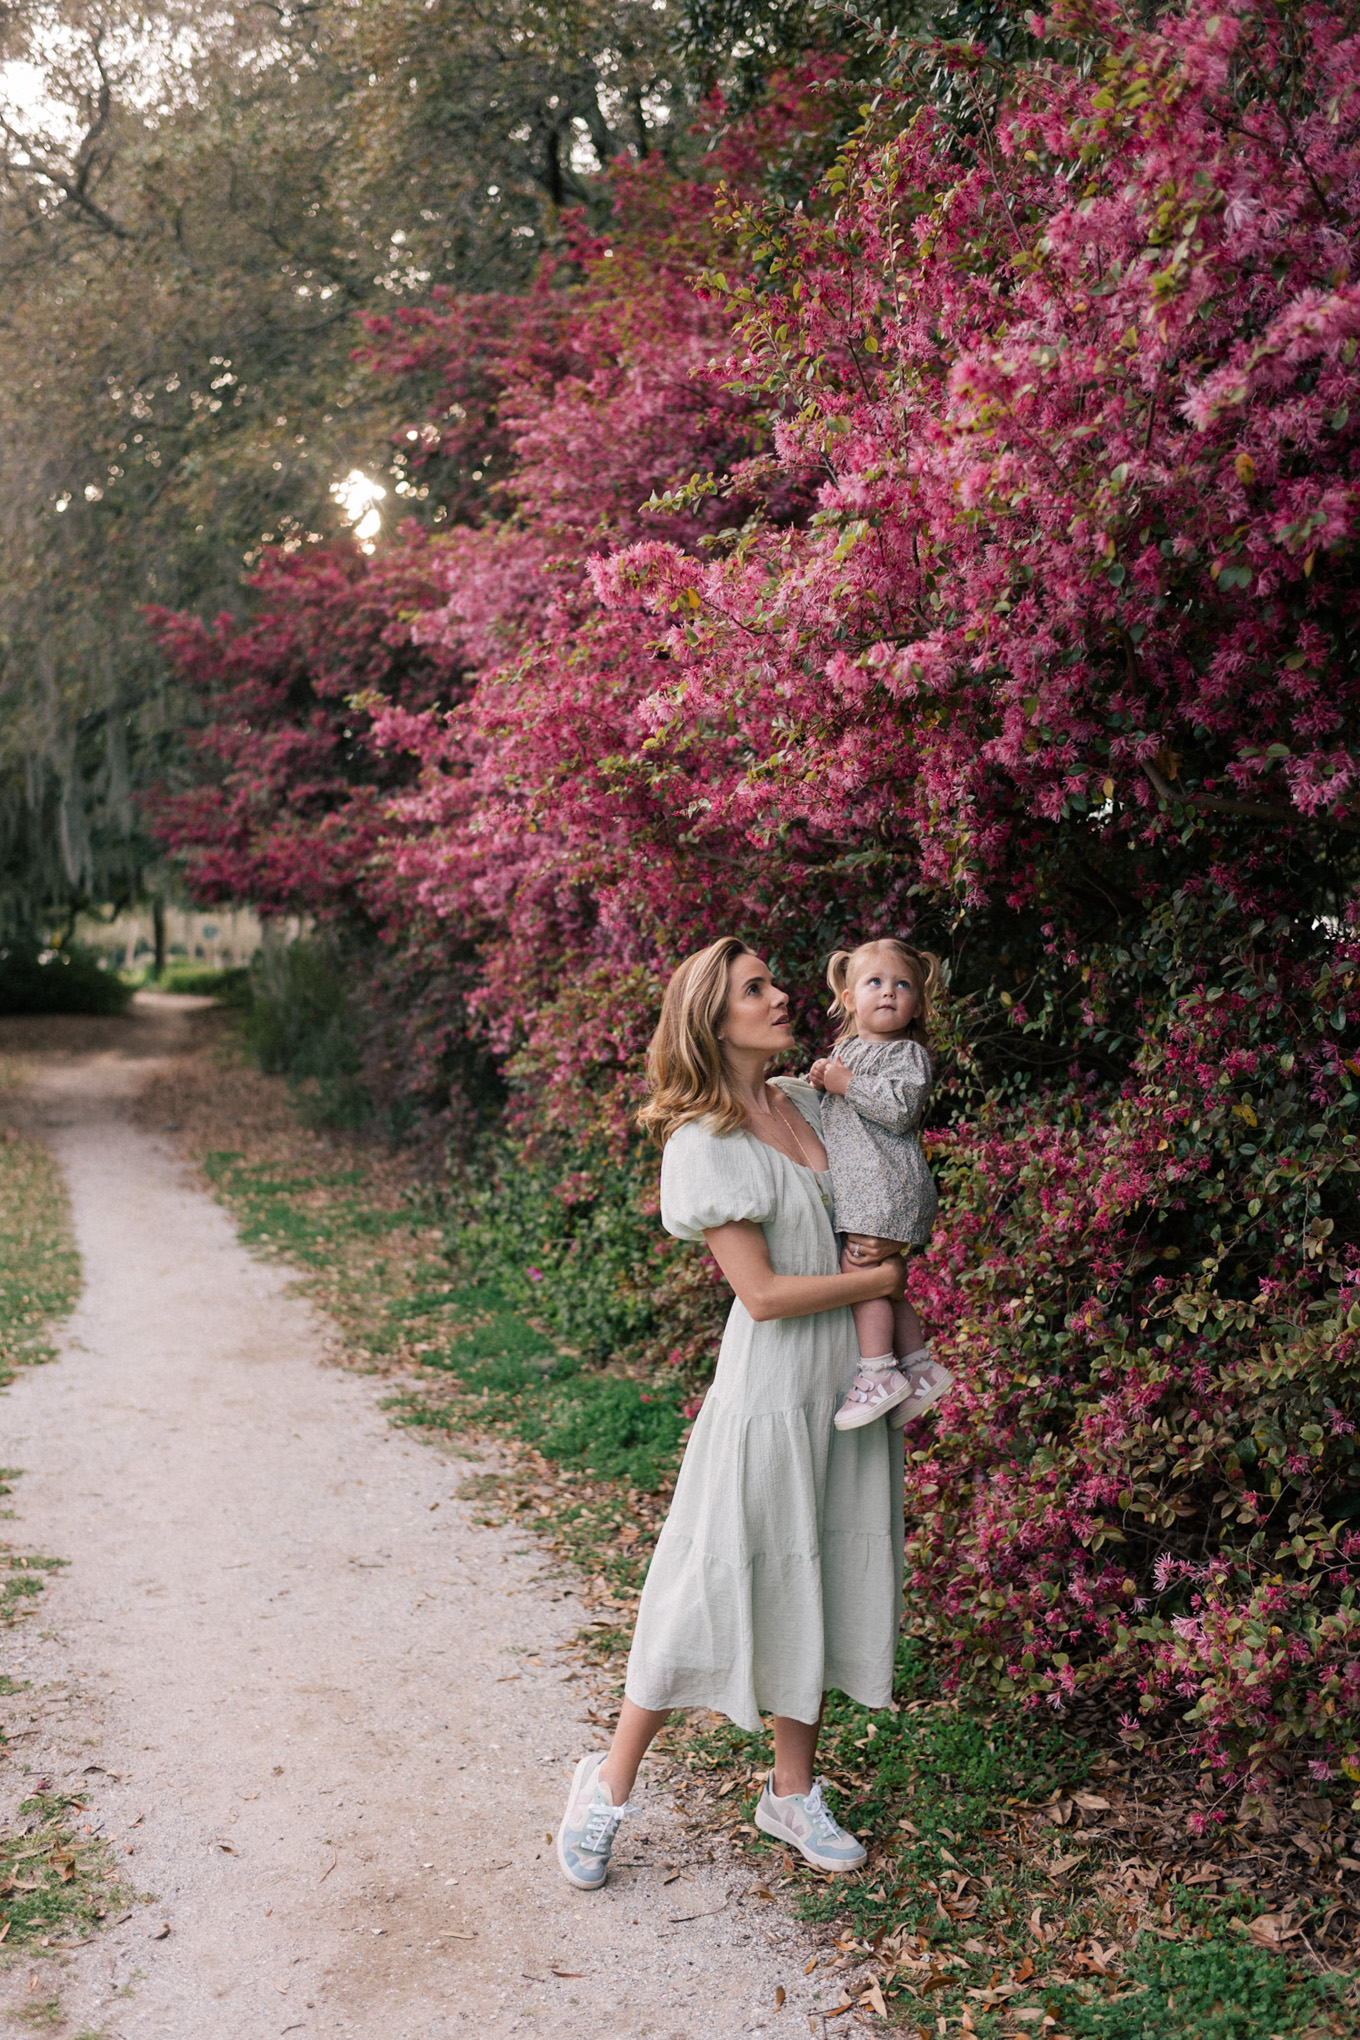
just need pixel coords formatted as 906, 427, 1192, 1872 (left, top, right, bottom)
764, 1085, 818, 1169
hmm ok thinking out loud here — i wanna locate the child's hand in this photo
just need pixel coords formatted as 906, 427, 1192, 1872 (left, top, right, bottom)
814, 1057, 852, 1097
808, 1057, 830, 1091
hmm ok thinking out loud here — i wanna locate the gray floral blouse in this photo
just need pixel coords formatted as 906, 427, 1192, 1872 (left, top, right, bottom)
818, 1036, 938, 1245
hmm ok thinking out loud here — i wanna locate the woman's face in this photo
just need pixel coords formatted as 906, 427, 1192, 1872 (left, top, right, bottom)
718, 953, 794, 1057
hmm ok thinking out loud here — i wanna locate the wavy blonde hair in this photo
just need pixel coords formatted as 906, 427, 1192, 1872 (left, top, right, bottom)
637, 936, 756, 1148
826, 938, 941, 1048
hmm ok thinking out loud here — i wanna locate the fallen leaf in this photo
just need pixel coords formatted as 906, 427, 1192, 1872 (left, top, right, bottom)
1071, 1792, 1110, 1812
862, 1980, 888, 2017
318, 1853, 338, 1884
551, 1969, 585, 1978
494, 1673, 520, 1683
920, 1974, 952, 1996
1016, 1957, 1036, 1983
216, 1841, 237, 1855
272, 1979, 288, 1994
1232, 1912, 1301, 1949
775, 1985, 786, 2007
1012, 2011, 1046, 2024
662, 1870, 681, 1885
150, 1923, 170, 1940
803, 1956, 818, 1974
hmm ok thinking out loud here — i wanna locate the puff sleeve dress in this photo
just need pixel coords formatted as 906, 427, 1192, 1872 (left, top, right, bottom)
622, 1078, 904, 1731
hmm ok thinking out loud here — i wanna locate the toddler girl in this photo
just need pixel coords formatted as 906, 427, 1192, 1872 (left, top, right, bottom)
808, 938, 955, 1432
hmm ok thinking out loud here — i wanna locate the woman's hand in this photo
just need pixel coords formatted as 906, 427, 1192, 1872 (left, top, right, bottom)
808, 1057, 851, 1097
843, 1233, 904, 1268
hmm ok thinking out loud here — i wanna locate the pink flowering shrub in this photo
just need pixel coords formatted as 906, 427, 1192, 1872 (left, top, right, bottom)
148, 3, 1360, 1781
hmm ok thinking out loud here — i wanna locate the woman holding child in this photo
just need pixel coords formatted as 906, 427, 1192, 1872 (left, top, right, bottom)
556, 934, 951, 1889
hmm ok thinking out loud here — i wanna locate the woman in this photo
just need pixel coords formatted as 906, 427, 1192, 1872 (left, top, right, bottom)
556, 937, 907, 1891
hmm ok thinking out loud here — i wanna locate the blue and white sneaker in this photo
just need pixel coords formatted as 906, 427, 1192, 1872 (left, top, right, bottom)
754, 1773, 867, 1871
555, 1752, 630, 1890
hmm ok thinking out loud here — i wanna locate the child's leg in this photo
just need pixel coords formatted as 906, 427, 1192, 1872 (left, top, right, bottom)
886, 1274, 955, 1432
851, 1291, 895, 1362
892, 1292, 925, 1360
835, 1243, 913, 1431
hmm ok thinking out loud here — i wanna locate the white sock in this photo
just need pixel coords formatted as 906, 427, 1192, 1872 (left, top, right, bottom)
857, 1354, 896, 1375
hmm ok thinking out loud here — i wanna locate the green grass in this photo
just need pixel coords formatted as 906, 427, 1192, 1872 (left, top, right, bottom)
388, 1283, 688, 1491
1049, 1903, 1347, 2039
0, 1792, 132, 1950
0, 1550, 65, 1624
0, 1126, 79, 1382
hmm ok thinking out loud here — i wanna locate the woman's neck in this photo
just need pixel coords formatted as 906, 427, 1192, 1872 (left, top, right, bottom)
723, 1047, 774, 1121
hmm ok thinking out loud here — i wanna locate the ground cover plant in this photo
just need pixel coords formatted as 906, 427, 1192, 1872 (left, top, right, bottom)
0, 1790, 131, 1953
0, 1098, 79, 1383
0, 1074, 127, 1957
140, 1037, 1360, 2030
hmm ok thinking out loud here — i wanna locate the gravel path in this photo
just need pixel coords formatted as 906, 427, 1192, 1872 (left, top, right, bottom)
0, 1005, 821, 2038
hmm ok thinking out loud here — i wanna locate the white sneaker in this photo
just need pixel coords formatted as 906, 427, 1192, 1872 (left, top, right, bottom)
555, 1752, 629, 1891
887, 1348, 955, 1429
834, 1357, 913, 1430
754, 1773, 867, 1871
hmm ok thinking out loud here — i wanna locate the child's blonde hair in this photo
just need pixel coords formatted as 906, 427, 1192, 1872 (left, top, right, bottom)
826, 938, 941, 1047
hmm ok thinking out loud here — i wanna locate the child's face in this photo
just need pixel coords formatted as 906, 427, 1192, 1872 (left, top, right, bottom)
848, 952, 919, 1038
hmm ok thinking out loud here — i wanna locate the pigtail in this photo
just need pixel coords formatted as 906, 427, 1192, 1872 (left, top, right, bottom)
910, 949, 944, 1044
825, 950, 854, 1026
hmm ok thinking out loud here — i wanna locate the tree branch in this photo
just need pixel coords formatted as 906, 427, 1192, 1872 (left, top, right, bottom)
1141, 758, 1360, 835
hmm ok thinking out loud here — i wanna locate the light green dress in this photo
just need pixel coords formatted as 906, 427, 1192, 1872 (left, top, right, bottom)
623, 1077, 905, 1731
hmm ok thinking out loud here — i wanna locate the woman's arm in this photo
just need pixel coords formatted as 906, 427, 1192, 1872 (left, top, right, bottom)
703, 1220, 907, 1324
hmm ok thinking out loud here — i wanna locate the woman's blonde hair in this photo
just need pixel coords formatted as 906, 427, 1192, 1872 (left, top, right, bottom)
637, 935, 757, 1148
826, 938, 941, 1047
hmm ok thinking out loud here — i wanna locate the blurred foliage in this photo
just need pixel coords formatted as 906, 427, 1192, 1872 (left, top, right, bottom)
0, 938, 131, 1015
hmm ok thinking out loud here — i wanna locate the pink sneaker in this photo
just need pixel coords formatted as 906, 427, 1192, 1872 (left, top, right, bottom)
888, 1348, 955, 1430
834, 1358, 913, 1430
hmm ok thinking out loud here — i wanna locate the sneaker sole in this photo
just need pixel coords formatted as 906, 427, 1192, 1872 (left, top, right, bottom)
555, 1754, 609, 1891
754, 1801, 866, 1872
835, 1382, 913, 1430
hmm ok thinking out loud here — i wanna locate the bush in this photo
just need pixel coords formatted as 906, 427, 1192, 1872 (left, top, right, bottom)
0, 940, 132, 1016
156, 962, 252, 1001
447, 1133, 727, 1373
244, 939, 368, 1128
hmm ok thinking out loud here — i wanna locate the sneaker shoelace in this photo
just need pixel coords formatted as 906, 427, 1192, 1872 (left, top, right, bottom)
800, 1781, 846, 1843
578, 1793, 628, 1855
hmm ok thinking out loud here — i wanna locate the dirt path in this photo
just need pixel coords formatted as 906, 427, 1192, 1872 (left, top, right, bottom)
0, 1001, 817, 2038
